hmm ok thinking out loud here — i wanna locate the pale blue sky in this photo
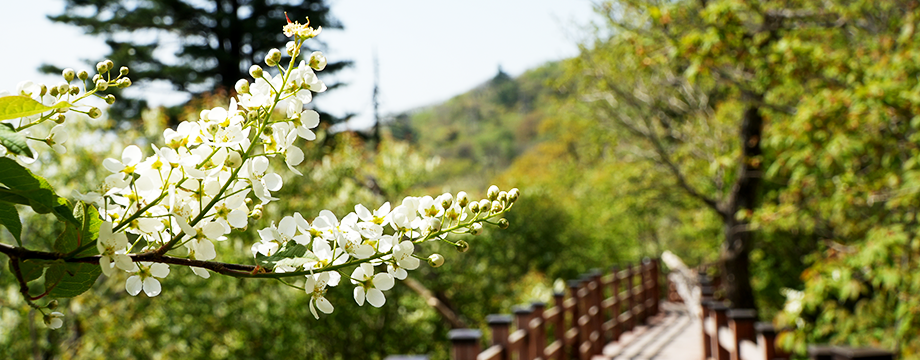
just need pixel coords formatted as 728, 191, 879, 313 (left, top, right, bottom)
1, 0, 598, 129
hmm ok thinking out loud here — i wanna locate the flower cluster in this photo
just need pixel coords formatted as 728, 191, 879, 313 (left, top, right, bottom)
0, 16, 521, 328
256, 185, 519, 318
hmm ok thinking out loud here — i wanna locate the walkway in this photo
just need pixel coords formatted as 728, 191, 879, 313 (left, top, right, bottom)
597, 302, 700, 360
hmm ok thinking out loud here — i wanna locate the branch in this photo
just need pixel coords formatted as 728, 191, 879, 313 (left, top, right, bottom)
402, 277, 467, 329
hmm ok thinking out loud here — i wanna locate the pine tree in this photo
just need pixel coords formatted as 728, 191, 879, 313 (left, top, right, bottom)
45, 0, 347, 120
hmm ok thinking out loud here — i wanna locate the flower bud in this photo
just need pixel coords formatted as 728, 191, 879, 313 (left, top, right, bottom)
118, 77, 132, 88
69, 86, 80, 96
48, 300, 59, 310
104, 94, 116, 105
250, 209, 262, 220
428, 217, 442, 232
62, 68, 75, 82
487, 185, 499, 201
491, 200, 503, 213
250, 65, 263, 79
457, 191, 469, 208
104, 60, 115, 72
77, 70, 89, 81
440, 193, 452, 209
470, 222, 483, 235
469, 200, 480, 213
309, 51, 327, 71
88, 107, 102, 119
119, 66, 129, 76
54, 114, 66, 124
39, 84, 47, 97
498, 191, 508, 203
508, 188, 520, 203
96, 61, 107, 74
57, 83, 69, 95
497, 218, 509, 229
455, 240, 470, 253
478, 199, 491, 212
265, 48, 282, 67
244, 198, 253, 207
427, 254, 445, 268
95, 79, 108, 91
235, 79, 250, 94
285, 41, 300, 57
49, 87, 59, 97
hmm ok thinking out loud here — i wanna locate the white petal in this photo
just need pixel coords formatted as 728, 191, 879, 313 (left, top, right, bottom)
293, 212, 310, 231
100, 256, 114, 276
366, 288, 386, 307
202, 222, 225, 239
373, 273, 394, 291
150, 263, 170, 278
279, 216, 297, 239
263, 173, 283, 191
126, 276, 143, 296
355, 204, 372, 221
114, 254, 135, 272
143, 277, 162, 297
301, 110, 320, 128
122, 145, 143, 165
316, 297, 334, 314
309, 301, 320, 319
354, 287, 366, 306
228, 209, 248, 228
191, 267, 211, 279
195, 239, 216, 260
286, 146, 304, 167
102, 158, 125, 173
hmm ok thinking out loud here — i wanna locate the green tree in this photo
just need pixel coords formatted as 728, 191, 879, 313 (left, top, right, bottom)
45, 0, 346, 120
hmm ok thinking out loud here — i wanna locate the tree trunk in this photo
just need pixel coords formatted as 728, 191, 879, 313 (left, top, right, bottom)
720, 104, 763, 309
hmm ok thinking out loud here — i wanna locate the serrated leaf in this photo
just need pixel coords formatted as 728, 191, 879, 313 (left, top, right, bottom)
0, 95, 71, 121
0, 158, 78, 225
0, 201, 21, 246
45, 262, 101, 298
54, 202, 100, 255
0, 122, 32, 158
8, 258, 49, 282
254, 240, 309, 268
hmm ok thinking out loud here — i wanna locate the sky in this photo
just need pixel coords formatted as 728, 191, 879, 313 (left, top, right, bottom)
0, 0, 599, 130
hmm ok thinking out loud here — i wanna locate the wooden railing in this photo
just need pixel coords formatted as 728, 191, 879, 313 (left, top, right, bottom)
448, 258, 661, 360
694, 276, 896, 360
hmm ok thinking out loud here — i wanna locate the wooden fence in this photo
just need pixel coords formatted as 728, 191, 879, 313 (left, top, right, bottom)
695, 276, 896, 360
447, 258, 661, 360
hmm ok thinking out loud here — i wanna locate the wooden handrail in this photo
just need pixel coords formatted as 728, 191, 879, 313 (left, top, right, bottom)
448, 258, 662, 360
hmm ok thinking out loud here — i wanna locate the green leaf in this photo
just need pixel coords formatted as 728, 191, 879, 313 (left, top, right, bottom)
0, 122, 32, 158
0, 158, 78, 225
254, 240, 309, 269
54, 202, 100, 255
0, 201, 21, 246
7, 258, 49, 282
0, 95, 70, 121
45, 262, 101, 298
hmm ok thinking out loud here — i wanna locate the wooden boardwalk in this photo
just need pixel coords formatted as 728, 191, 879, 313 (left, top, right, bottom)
596, 302, 700, 360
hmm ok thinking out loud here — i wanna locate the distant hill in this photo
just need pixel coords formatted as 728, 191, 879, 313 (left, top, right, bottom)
386, 63, 571, 191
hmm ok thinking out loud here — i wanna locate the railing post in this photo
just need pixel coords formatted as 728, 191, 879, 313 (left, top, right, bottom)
514, 305, 534, 360
487, 314, 513, 360
649, 258, 660, 317
609, 265, 621, 342
625, 263, 636, 331
727, 309, 757, 360
589, 271, 604, 357
531, 302, 547, 360
755, 322, 787, 360
700, 287, 715, 360
710, 302, 731, 360
553, 291, 567, 360
567, 279, 582, 360
576, 277, 592, 360
449, 329, 482, 360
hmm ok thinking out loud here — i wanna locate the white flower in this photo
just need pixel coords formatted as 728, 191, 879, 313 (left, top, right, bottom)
46, 124, 69, 154
351, 263, 394, 307
44, 311, 64, 330
306, 272, 334, 319
103, 145, 143, 177
389, 240, 420, 280
97, 221, 136, 276
126, 262, 170, 297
